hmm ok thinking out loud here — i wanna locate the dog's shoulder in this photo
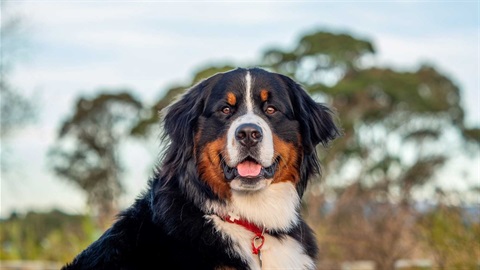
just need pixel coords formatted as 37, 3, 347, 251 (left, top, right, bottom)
61, 195, 157, 269
63, 182, 249, 270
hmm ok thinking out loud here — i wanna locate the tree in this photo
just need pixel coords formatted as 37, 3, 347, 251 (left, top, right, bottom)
263, 31, 375, 83
49, 92, 142, 229
0, 1, 35, 170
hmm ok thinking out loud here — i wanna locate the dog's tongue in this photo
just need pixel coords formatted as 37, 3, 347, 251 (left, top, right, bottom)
237, 160, 262, 177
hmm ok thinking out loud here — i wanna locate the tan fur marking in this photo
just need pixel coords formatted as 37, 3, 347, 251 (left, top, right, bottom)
273, 134, 300, 184
260, 89, 269, 102
197, 137, 231, 199
227, 92, 237, 106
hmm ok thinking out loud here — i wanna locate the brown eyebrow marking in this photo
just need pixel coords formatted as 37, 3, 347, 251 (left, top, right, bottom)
227, 92, 236, 106
260, 89, 269, 102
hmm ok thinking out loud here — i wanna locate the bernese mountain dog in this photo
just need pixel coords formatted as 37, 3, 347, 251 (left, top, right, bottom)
62, 67, 339, 270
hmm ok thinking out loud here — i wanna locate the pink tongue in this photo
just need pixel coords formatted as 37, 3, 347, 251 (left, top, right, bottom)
237, 160, 262, 177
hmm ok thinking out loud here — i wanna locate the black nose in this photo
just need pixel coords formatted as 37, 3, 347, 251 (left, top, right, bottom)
235, 123, 263, 147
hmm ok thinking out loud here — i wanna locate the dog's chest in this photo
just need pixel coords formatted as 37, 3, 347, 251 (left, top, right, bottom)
208, 215, 315, 270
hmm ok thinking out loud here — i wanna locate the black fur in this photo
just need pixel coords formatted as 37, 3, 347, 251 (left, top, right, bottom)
277, 73, 340, 196
62, 68, 339, 270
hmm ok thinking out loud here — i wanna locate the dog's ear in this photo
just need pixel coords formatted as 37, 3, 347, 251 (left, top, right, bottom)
280, 74, 340, 154
279, 74, 341, 197
161, 73, 223, 178
162, 74, 222, 147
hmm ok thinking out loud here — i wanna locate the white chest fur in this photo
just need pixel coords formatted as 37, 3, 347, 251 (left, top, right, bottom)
207, 215, 315, 270
204, 182, 315, 269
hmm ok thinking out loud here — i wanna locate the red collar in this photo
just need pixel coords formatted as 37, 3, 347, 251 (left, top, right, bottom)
223, 215, 268, 235
223, 215, 268, 255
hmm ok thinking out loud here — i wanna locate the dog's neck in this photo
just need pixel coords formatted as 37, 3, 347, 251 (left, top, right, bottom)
204, 182, 300, 232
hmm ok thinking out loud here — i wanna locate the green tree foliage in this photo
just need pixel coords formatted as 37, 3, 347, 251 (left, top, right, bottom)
49, 92, 142, 229
321, 66, 466, 203
417, 204, 480, 269
263, 31, 375, 81
0, 210, 96, 263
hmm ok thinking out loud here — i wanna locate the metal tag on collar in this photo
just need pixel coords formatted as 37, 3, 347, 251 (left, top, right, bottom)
253, 224, 266, 268
252, 234, 265, 267
258, 249, 263, 268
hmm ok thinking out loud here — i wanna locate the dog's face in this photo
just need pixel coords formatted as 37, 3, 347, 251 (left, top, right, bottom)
163, 68, 338, 201
195, 69, 305, 197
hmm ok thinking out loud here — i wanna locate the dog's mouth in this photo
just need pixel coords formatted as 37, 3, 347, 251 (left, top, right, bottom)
223, 156, 278, 181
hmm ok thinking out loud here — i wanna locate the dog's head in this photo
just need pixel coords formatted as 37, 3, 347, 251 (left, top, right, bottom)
160, 68, 339, 203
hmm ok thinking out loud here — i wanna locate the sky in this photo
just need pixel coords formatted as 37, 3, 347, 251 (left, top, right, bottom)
1, 1, 479, 218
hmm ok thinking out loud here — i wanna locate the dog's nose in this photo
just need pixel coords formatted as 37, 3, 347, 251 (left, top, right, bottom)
235, 123, 263, 147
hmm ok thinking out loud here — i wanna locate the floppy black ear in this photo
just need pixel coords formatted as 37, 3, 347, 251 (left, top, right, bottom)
161, 74, 222, 170
279, 74, 340, 197
280, 75, 340, 153
163, 85, 204, 147
163, 74, 222, 142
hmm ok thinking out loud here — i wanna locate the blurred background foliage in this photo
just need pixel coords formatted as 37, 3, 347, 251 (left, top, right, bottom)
48, 92, 143, 230
0, 210, 96, 262
0, 2, 36, 172
1, 28, 479, 269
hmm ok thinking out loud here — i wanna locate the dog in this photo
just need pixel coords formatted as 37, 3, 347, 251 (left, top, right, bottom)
62, 67, 339, 270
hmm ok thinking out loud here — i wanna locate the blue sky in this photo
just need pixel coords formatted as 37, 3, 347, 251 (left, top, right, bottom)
2, 1, 479, 217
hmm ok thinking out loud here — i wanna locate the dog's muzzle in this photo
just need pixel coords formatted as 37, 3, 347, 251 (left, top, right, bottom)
224, 123, 278, 181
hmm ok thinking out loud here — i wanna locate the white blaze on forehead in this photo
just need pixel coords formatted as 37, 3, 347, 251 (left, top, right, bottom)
245, 71, 253, 113
225, 71, 274, 167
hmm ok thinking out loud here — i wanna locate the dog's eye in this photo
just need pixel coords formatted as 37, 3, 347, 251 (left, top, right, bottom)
265, 106, 276, 115
221, 106, 232, 115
